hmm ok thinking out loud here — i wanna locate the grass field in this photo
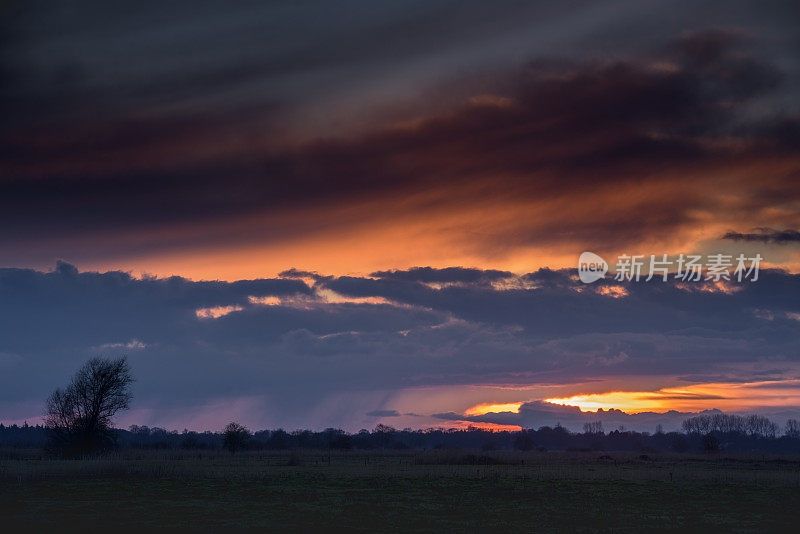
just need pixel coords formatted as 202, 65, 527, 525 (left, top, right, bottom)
3, 449, 800, 532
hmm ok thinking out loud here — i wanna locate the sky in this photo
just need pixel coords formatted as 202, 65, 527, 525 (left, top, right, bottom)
1, 1, 799, 432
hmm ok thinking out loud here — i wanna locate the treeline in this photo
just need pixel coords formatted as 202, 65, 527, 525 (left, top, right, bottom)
3, 418, 800, 453
681, 414, 790, 437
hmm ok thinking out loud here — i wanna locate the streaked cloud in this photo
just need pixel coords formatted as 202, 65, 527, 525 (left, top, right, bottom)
722, 228, 800, 244
1, 7, 798, 277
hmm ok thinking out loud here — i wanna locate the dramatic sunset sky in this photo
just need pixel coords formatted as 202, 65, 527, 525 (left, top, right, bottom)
1, 1, 799, 432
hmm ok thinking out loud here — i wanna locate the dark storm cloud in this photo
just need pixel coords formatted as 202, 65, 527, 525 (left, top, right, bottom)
1, 263, 799, 428
370, 267, 513, 284
722, 228, 800, 244
1, 2, 799, 261
322, 268, 800, 338
0, 261, 312, 353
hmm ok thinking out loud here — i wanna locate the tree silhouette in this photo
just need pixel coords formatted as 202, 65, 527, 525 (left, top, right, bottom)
786, 419, 800, 438
514, 430, 535, 451
222, 422, 250, 453
702, 433, 719, 453
44, 356, 133, 454
583, 421, 604, 435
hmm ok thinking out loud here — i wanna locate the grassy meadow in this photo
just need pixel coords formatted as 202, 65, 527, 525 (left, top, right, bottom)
3, 449, 800, 532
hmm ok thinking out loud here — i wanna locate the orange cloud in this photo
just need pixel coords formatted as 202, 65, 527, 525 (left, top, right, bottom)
6, 34, 799, 280
464, 402, 523, 416
545, 380, 800, 413
195, 305, 244, 319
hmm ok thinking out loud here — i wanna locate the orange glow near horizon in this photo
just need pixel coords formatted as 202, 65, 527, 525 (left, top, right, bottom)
59, 157, 800, 282
464, 402, 523, 416
545, 391, 677, 412
454, 421, 522, 432
544, 380, 800, 413
76, 227, 800, 283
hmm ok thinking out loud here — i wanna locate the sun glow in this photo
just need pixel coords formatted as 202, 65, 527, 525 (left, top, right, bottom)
464, 402, 523, 416
459, 422, 522, 432
545, 380, 800, 413
544, 391, 674, 412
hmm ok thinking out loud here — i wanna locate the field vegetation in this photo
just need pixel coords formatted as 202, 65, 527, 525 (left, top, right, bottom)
3, 448, 800, 531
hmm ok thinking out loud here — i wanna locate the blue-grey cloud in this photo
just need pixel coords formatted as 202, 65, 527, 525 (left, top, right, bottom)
722, 228, 800, 244
366, 410, 400, 417
1, 263, 799, 430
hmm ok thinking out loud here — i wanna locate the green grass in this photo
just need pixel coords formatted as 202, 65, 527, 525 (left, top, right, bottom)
2, 450, 800, 532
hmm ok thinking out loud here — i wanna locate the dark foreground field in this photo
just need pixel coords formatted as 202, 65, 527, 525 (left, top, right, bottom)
3, 450, 800, 532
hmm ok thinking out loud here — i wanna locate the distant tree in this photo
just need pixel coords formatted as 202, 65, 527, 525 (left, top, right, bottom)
373, 424, 395, 448
786, 419, 800, 438
514, 431, 535, 451
180, 431, 200, 449
742, 414, 778, 438
266, 428, 289, 449
702, 433, 719, 453
683, 415, 717, 435
325, 429, 352, 450
44, 356, 133, 454
222, 422, 250, 453
583, 421, 604, 435
670, 433, 689, 453
292, 429, 313, 448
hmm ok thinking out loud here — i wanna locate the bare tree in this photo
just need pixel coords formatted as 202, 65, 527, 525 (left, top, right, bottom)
222, 422, 250, 454
683, 413, 778, 438
702, 432, 719, 453
514, 430, 535, 451
44, 356, 133, 454
583, 421, 604, 435
786, 419, 800, 438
